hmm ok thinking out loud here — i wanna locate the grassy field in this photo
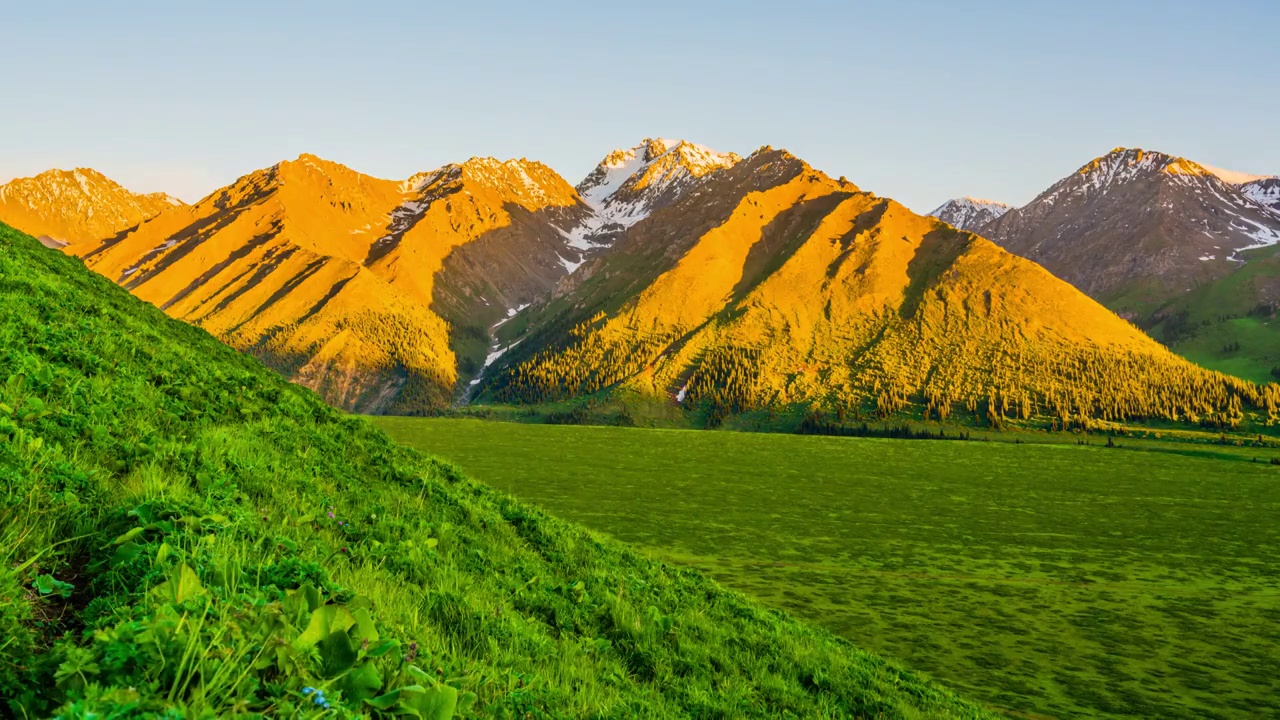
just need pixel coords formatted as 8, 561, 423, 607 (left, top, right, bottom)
374, 418, 1280, 720
1175, 316, 1279, 385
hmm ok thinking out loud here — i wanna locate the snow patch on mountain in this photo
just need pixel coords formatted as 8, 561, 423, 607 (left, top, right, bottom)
493, 303, 531, 329
466, 312, 529, 398
557, 252, 585, 273
579, 149, 649, 209
1227, 215, 1280, 252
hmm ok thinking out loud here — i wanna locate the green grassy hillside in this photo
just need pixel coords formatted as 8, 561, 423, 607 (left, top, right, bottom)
1150, 244, 1280, 384
0, 224, 998, 716
374, 418, 1280, 720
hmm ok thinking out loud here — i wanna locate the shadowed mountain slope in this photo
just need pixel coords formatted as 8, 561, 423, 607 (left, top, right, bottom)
65, 154, 592, 413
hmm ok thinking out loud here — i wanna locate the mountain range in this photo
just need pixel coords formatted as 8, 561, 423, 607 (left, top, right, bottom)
3, 141, 1275, 428
932, 148, 1280, 382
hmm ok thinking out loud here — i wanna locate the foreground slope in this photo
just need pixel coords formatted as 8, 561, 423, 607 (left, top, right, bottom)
0, 223, 992, 717
0, 168, 183, 247
66, 154, 589, 413
481, 148, 1275, 429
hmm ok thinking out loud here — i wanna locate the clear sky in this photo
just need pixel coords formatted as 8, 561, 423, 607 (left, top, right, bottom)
3, 0, 1276, 212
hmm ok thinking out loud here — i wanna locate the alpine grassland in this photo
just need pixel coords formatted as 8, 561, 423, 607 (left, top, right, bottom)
0, 222, 997, 717
374, 418, 1280, 720
1153, 243, 1280, 385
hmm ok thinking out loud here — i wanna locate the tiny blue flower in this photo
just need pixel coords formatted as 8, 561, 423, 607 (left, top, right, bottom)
303, 686, 316, 695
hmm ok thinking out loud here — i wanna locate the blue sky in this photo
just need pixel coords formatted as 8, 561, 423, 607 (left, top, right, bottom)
3, 0, 1276, 212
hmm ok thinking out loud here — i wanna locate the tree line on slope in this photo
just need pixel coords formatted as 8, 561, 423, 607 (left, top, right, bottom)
487, 320, 1279, 431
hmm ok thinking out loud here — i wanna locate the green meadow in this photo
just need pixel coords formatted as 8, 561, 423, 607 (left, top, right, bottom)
374, 418, 1280, 720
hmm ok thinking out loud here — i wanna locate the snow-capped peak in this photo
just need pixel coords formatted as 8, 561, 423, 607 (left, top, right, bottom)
577, 138, 740, 210
557, 137, 741, 261
578, 145, 650, 209
1021, 147, 1280, 254
927, 196, 1013, 232
1069, 148, 1276, 195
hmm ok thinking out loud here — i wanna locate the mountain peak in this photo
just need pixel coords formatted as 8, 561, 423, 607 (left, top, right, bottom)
927, 197, 1013, 232
1076, 147, 1226, 187
0, 167, 184, 246
577, 138, 740, 209
278, 152, 359, 178
412, 156, 580, 210
1088, 149, 1276, 188
555, 139, 744, 258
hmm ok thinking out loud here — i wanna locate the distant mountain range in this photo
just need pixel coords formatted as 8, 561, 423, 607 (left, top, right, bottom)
931, 148, 1280, 382
2, 141, 1273, 428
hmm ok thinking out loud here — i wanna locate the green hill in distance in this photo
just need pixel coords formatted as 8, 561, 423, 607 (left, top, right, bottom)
0, 222, 995, 716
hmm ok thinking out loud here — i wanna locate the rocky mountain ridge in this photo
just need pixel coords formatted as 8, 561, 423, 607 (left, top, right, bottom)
0, 168, 183, 247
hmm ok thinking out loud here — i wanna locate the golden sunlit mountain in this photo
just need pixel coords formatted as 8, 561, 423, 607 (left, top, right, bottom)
480, 148, 1274, 429
0, 168, 183, 248
65, 154, 592, 413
